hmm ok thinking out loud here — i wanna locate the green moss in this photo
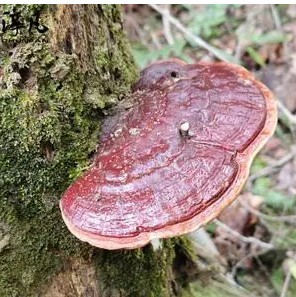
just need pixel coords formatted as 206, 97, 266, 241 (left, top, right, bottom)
0, 45, 98, 296
0, 4, 139, 297
95, 240, 175, 297
88, 4, 138, 109
93, 237, 201, 297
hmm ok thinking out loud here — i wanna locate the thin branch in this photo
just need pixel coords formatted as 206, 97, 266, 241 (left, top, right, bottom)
126, 16, 152, 50
239, 198, 296, 223
270, 4, 282, 31
189, 227, 220, 257
231, 252, 254, 277
248, 147, 296, 184
280, 270, 291, 297
277, 100, 296, 127
162, 5, 174, 45
214, 219, 274, 250
149, 4, 239, 63
150, 32, 162, 49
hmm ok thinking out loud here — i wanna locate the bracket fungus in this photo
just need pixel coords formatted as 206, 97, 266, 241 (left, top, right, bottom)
60, 59, 277, 250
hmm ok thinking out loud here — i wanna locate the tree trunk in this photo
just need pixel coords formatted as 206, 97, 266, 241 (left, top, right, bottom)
0, 5, 196, 297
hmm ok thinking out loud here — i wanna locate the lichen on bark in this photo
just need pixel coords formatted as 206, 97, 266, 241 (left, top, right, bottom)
0, 4, 200, 297
0, 4, 140, 296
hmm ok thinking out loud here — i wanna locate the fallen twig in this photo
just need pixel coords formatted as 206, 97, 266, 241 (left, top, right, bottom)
149, 4, 239, 63
239, 197, 296, 224
162, 4, 174, 45
247, 146, 296, 185
214, 219, 274, 250
231, 252, 254, 277
280, 269, 292, 297
270, 4, 282, 31
278, 100, 296, 125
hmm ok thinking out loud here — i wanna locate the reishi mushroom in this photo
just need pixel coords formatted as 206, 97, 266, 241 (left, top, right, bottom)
60, 59, 277, 250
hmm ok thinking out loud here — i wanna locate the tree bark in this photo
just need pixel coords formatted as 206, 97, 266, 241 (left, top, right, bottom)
0, 4, 195, 297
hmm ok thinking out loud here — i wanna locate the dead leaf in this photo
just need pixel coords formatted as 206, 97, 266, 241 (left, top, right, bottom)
214, 193, 264, 269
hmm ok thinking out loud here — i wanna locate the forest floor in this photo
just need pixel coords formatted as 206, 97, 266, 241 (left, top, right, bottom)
123, 4, 296, 297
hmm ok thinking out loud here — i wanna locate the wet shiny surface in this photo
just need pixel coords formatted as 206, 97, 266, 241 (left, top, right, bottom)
61, 61, 267, 238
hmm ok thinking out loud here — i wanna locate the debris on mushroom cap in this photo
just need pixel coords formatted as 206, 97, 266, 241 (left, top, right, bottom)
60, 59, 277, 250
132, 58, 186, 91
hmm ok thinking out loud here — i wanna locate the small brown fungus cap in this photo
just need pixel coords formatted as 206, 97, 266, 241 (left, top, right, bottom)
60, 59, 277, 250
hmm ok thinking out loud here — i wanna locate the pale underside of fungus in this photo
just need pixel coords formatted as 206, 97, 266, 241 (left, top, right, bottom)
60, 59, 277, 250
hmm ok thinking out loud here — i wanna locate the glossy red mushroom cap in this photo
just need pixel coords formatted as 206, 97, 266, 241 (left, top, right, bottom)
60, 59, 277, 250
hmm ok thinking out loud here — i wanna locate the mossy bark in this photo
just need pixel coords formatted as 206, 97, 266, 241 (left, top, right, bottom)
0, 4, 194, 297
